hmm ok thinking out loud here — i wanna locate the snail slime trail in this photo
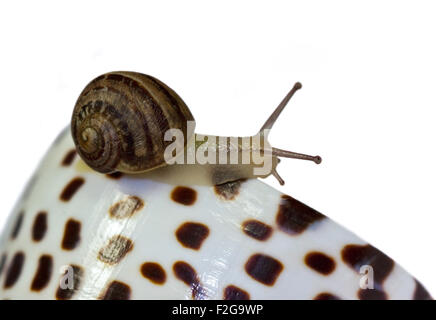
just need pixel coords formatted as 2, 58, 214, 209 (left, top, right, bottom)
71, 72, 321, 185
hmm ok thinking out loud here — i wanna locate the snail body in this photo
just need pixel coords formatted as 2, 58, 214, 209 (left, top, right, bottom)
72, 72, 321, 185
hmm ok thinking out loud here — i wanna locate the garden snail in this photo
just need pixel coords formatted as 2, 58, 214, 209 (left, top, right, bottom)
71, 71, 321, 185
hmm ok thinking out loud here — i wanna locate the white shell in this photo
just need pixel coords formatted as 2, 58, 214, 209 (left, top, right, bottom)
0, 128, 431, 300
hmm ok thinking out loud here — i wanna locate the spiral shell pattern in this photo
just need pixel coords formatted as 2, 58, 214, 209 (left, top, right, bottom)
71, 72, 195, 173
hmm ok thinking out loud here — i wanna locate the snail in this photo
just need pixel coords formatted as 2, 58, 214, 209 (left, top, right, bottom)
71, 71, 321, 185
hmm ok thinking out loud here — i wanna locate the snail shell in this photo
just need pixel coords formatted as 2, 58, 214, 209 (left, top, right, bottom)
71, 71, 195, 174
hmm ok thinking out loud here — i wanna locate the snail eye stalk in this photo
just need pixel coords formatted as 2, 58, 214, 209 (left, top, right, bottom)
259, 82, 322, 185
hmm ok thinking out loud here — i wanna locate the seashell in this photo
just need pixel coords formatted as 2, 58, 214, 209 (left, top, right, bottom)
0, 128, 432, 300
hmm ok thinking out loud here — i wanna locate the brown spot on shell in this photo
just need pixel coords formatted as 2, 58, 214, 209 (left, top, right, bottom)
214, 179, 245, 200
32, 211, 47, 242
313, 292, 341, 300
413, 280, 433, 300
60, 177, 85, 202
100, 280, 131, 300
358, 288, 388, 300
341, 244, 394, 284
223, 285, 250, 300
31, 255, 53, 291
106, 172, 123, 179
109, 196, 144, 219
61, 149, 77, 166
10, 211, 24, 240
245, 253, 283, 286
173, 261, 197, 287
276, 195, 325, 235
3, 251, 25, 289
175, 222, 209, 250
61, 219, 81, 250
242, 220, 273, 241
173, 261, 206, 300
56, 265, 83, 300
171, 186, 197, 206
98, 235, 133, 265
140, 262, 166, 285
304, 252, 336, 276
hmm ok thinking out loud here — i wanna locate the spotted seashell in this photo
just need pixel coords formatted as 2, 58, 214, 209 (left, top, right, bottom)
0, 128, 432, 300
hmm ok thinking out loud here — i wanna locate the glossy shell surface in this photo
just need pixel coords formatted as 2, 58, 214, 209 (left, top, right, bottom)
0, 128, 432, 300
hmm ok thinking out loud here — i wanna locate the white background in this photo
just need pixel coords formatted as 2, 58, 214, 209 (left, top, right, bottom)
1, 1, 435, 296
